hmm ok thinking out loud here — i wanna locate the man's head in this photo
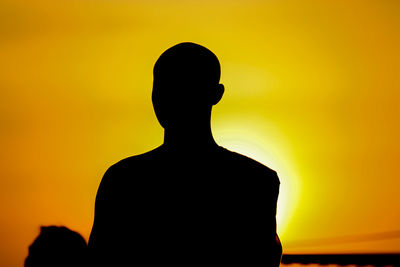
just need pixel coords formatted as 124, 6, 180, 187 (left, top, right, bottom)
152, 42, 224, 129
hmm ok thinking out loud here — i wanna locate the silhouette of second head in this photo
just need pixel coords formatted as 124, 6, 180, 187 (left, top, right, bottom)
25, 226, 87, 267
152, 42, 225, 130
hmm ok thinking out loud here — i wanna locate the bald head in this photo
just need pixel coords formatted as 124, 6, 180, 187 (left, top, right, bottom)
152, 42, 224, 130
153, 42, 221, 88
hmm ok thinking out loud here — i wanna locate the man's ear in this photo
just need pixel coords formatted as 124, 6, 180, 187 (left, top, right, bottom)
212, 84, 225, 105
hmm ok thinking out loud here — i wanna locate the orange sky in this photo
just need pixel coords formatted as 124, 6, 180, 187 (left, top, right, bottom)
1, 0, 400, 266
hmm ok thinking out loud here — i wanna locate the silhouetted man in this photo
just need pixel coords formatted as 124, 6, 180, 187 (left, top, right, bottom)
88, 42, 282, 266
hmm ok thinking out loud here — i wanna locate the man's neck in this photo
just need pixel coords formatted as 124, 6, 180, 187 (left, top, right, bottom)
162, 126, 219, 153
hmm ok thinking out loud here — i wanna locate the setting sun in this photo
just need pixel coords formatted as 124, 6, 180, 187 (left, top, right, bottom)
213, 116, 301, 240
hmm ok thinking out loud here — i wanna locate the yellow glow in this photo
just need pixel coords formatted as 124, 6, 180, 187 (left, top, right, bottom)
213, 116, 301, 240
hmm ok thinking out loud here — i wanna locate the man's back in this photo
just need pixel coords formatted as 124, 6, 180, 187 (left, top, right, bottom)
89, 145, 281, 266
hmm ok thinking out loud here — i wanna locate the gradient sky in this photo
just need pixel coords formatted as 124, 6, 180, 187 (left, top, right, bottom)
1, 0, 400, 266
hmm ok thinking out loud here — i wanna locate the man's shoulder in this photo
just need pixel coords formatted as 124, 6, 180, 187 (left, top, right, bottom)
106, 147, 162, 174
97, 147, 162, 194
219, 146, 280, 184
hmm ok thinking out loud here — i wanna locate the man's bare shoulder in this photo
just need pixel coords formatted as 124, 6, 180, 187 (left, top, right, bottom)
105, 147, 162, 174
96, 147, 163, 194
219, 146, 280, 185
95, 147, 163, 201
